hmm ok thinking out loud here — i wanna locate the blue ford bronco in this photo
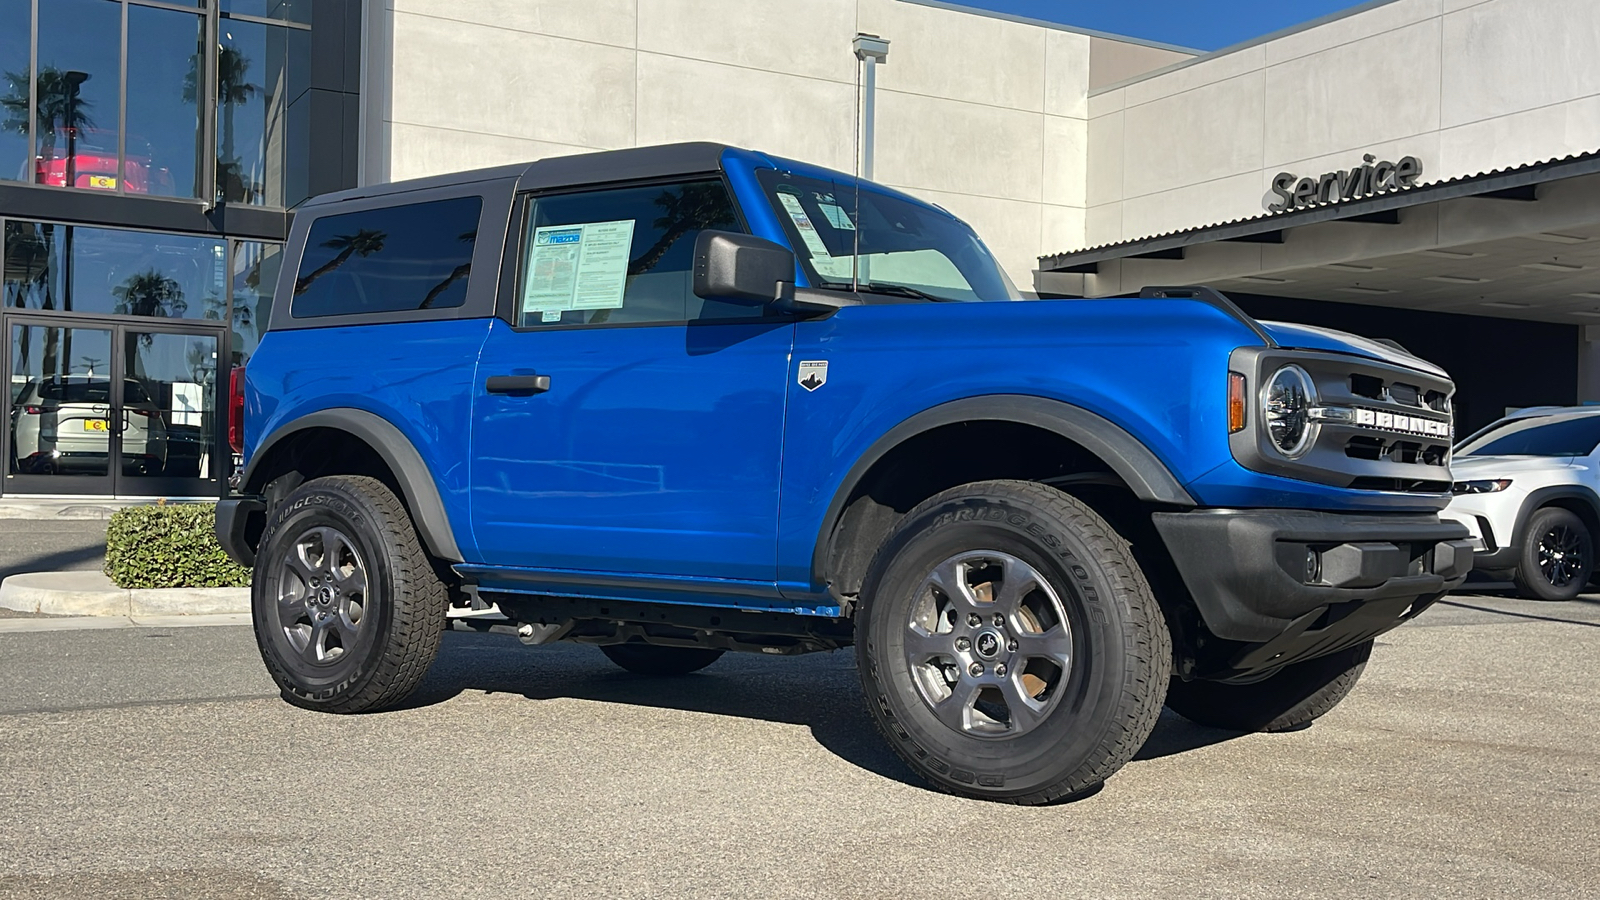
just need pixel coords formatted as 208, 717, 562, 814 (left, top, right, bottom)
217, 142, 1473, 804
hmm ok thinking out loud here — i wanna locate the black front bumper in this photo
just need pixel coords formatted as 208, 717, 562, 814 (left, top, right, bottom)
1153, 509, 1473, 675
215, 496, 265, 567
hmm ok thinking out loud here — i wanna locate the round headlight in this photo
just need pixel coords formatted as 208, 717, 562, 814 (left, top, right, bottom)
1263, 365, 1315, 457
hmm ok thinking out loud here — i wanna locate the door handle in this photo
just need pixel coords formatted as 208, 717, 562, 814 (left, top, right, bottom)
485, 374, 551, 394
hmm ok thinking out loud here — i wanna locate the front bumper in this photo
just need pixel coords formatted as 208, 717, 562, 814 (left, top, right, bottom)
215, 496, 265, 567
1153, 509, 1473, 675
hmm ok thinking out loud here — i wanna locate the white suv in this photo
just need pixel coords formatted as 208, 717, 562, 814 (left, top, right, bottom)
10, 376, 169, 476
1443, 406, 1600, 600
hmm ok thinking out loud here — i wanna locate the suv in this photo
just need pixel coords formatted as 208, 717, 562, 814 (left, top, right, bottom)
217, 143, 1472, 804
1444, 406, 1600, 599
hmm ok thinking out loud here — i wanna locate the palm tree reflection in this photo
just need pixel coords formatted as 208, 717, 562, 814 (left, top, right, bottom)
294, 229, 387, 295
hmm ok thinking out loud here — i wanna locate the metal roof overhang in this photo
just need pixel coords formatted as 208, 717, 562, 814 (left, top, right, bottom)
1040, 150, 1600, 276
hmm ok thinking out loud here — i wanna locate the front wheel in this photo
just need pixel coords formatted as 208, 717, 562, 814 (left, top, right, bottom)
1513, 507, 1593, 601
252, 474, 449, 713
856, 480, 1171, 805
1165, 640, 1371, 732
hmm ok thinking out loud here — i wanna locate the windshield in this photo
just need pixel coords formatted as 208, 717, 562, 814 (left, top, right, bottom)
1456, 415, 1600, 458
758, 169, 1019, 302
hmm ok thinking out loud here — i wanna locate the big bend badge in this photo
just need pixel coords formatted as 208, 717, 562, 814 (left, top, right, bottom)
798, 360, 828, 392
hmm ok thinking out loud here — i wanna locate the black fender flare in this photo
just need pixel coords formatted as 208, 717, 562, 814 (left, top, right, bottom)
243, 408, 463, 562
810, 394, 1195, 585
1510, 485, 1600, 554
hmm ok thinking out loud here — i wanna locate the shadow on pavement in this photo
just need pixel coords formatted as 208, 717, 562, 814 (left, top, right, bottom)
401, 632, 1242, 792
0, 543, 107, 581
1437, 598, 1600, 628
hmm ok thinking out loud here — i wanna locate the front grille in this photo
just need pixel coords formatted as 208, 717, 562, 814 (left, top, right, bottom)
1232, 347, 1455, 493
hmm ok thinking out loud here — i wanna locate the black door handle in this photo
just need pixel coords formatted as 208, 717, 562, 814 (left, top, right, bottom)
485, 374, 551, 394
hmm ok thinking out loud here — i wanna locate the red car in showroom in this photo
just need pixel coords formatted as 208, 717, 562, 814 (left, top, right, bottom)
35, 128, 176, 196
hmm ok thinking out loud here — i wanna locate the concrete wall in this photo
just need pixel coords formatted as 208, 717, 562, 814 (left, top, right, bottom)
1084, 0, 1600, 250
369, 0, 1190, 287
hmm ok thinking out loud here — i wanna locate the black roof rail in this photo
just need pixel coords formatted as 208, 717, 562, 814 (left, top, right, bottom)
1139, 285, 1278, 348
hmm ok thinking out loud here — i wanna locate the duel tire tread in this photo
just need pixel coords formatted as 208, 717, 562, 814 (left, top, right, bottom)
856, 480, 1171, 805
253, 475, 448, 714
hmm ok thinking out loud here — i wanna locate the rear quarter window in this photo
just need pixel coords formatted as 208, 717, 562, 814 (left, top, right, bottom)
291, 196, 483, 319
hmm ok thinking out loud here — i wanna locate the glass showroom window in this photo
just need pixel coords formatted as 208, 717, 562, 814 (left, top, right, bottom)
0, 0, 30, 182
3, 220, 227, 320
229, 239, 281, 364
216, 9, 309, 207
1, 0, 209, 199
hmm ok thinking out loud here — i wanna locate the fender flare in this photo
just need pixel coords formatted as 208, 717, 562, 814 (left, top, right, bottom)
244, 408, 463, 562
1510, 485, 1600, 553
810, 394, 1195, 585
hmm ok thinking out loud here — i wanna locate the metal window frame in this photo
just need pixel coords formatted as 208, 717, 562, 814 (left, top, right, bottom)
117, 0, 128, 195
26, 0, 36, 183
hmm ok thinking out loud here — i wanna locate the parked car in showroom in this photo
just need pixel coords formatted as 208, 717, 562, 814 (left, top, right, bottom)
11, 375, 169, 475
1443, 406, 1600, 600
34, 128, 177, 195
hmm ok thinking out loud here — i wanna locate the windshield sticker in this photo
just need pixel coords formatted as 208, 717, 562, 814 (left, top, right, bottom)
776, 193, 853, 281
522, 219, 637, 317
817, 202, 856, 230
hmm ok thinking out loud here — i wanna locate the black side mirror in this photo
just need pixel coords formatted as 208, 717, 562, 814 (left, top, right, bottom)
692, 230, 795, 307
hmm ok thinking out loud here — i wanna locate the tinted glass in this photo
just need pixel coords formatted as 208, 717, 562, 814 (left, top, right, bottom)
216, 17, 308, 206
231, 241, 282, 364
1457, 415, 1600, 458
222, 1, 312, 25
34, 0, 122, 192
126, 5, 205, 198
2, 220, 227, 320
124, 331, 219, 480
9, 324, 114, 477
758, 170, 1018, 302
518, 180, 751, 327
292, 197, 482, 318
0, 0, 29, 182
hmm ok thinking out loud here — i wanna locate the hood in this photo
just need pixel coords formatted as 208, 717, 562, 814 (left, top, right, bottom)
1450, 454, 1579, 475
1258, 321, 1448, 380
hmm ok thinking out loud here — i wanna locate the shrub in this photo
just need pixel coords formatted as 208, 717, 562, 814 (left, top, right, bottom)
104, 503, 252, 590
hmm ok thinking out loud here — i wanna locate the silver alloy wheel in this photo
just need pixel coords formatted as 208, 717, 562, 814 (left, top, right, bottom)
905, 550, 1074, 739
1537, 525, 1586, 587
276, 526, 369, 665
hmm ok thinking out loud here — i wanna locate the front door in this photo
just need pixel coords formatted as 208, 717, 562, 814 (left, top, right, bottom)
468, 177, 792, 589
4, 315, 223, 497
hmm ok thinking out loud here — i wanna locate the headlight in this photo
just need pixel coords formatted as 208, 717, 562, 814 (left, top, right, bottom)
1452, 479, 1512, 495
1262, 365, 1315, 458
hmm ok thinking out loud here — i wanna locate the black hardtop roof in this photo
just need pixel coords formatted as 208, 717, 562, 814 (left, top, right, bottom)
301, 142, 734, 208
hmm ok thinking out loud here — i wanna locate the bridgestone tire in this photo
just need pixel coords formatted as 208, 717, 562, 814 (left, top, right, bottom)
252, 475, 448, 714
599, 644, 725, 675
1513, 507, 1593, 602
856, 480, 1171, 805
1164, 640, 1371, 733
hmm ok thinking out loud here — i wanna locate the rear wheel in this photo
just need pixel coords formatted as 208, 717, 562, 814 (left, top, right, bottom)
1514, 507, 1593, 601
599, 644, 724, 675
856, 480, 1170, 804
252, 475, 448, 713
1165, 640, 1371, 732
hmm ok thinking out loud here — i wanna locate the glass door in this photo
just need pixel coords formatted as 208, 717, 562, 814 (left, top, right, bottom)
4, 316, 223, 497
6, 320, 117, 494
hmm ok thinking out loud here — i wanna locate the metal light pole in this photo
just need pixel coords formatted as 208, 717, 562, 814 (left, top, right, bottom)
63, 70, 89, 190
852, 34, 889, 182
852, 34, 888, 288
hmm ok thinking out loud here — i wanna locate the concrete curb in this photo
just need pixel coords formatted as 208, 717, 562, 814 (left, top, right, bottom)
0, 571, 249, 617
0, 613, 252, 634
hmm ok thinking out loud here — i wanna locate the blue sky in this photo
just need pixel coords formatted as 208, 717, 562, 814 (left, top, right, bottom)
953, 0, 1369, 51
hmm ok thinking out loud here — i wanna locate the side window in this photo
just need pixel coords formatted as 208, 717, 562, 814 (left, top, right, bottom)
291, 196, 483, 319
516, 179, 755, 327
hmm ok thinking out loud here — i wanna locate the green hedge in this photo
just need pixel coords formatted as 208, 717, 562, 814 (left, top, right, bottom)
104, 503, 252, 590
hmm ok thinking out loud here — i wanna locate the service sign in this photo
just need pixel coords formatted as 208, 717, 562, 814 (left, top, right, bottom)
1267, 154, 1423, 213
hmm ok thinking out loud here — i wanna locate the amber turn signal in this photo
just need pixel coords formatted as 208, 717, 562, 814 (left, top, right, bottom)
1228, 371, 1247, 433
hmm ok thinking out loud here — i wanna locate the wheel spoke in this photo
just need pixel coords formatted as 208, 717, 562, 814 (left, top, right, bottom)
333, 612, 362, 650
930, 679, 979, 733
999, 676, 1047, 732
301, 619, 332, 663
993, 558, 1041, 616
1013, 626, 1072, 665
903, 627, 950, 663
926, 558, 980, 611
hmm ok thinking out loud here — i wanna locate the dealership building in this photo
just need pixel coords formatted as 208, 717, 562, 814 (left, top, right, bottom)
0, 0, 1594, 498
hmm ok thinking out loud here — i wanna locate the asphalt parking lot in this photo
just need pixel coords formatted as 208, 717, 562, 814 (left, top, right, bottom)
1, 591, 1596, 899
